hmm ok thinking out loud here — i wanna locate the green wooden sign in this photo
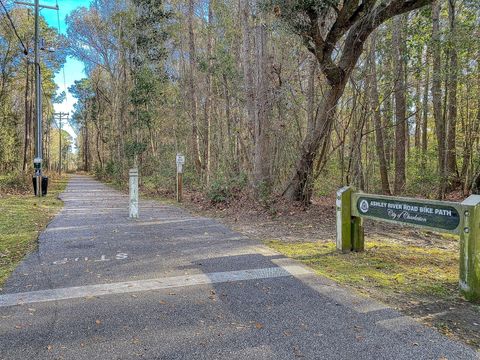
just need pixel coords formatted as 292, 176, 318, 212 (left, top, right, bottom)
336, 187, 480, 302
355, 196, 461, 231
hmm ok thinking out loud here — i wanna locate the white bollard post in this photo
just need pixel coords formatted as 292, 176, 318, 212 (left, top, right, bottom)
129, 168, 139, 218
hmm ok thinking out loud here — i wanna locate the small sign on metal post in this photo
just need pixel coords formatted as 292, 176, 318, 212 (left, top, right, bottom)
176, 154, 185, 202
176, 154, 185, 174
176, 154, 185, 165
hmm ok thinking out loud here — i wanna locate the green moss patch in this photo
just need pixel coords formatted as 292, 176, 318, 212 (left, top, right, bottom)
267, 239, 458, 299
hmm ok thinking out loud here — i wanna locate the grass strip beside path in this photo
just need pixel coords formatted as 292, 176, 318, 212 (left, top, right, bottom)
0, 176, 68, 288
267, 240, 458, 299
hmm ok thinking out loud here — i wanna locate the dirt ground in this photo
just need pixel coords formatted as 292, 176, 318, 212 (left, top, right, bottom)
177, 190, 480, 351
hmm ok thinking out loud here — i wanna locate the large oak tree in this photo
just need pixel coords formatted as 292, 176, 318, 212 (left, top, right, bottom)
265, 0, 434, 202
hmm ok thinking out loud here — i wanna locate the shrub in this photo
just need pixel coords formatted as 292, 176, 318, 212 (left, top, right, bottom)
94, 164, 106, 180
142, 170, 176, 194
405, 148, 439, 197
0, 173, 31, 194
207, 173, 247, 204
105, 160, 122, 180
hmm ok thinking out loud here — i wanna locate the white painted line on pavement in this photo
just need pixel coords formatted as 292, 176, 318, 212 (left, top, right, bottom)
45, 218, 206, 232
0, 265, 311, 307
61, 208, 128, 211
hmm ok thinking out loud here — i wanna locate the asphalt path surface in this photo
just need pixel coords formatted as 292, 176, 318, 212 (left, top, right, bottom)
0, 175, 477, 359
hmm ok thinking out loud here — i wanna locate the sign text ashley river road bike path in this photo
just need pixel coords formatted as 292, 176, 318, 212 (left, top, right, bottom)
355, 196, 461, 232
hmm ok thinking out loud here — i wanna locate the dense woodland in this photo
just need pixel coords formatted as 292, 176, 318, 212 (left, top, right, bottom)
0, 4, 72, 180
0, 0, 479, 204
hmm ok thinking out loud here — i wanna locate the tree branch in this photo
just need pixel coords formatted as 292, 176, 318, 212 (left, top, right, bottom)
303, 7, 345, 85
338, 0, 433, 74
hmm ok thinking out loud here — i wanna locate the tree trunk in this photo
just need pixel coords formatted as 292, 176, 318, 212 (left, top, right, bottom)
222, 73, 235, 168
84, 125, 89, 172
432, 1, 446, 199
46, 114, 50, 170
204, 0, 213, 186
383, 96, 393, 169
369, 35, 391, 195
22, 61, 30, 172
188, 0, 202, 173
347, 88, 366, 190
422, 48, 429, 155
306, 54, 316, 135
253, 24, 272, 193
414, 78, 421, 148
392, 15, 406, 195
283, 82, 345, 201
96, 131, 103, 170
446, 0, 458, 183
241, 0, 255, 135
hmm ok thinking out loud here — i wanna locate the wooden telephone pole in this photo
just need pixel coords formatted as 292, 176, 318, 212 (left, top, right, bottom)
15, 0, 58, 195
54, 112, 69, 175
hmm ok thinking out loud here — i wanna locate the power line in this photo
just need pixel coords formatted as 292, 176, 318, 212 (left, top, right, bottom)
0, 0, 28, 55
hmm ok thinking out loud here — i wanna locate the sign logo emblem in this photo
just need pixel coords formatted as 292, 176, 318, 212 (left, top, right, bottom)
359, 200, 369, 213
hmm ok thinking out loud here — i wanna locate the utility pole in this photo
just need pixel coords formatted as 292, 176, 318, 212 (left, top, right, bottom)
16, 0, 58, 196
59, 113, 61, 175
54, 112, 68, 175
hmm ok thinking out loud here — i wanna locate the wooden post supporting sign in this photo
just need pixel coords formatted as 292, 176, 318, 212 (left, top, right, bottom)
336, 186, 364, 252
459, 195, 480, 301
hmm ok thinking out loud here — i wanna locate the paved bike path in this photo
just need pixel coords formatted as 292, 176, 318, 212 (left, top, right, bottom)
0, 175, 477, 359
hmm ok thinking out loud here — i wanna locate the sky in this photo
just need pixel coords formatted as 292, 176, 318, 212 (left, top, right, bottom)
39, 0, 91, 140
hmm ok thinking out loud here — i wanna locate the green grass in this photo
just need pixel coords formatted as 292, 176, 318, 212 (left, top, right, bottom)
267, 240, 459, 299
0, 176, 68, 287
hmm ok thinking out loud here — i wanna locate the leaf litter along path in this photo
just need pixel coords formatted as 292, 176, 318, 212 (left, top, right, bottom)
0, 175, 477, 359
182, 192, 480, 350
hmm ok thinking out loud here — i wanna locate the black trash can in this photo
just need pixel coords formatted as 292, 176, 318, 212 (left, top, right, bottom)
42, 176, 48, 196
32, 176, 48, 196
